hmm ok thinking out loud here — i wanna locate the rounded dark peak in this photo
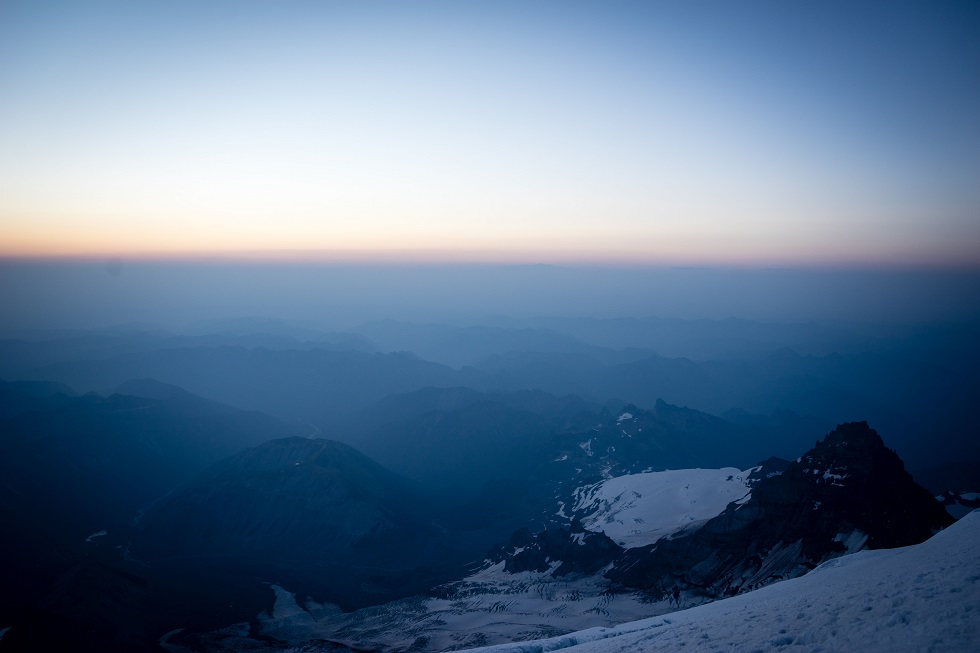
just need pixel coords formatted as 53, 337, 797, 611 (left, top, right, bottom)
756, 456, 791, 468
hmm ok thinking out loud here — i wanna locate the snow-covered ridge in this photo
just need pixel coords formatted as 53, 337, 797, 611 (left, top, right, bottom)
571, 468, 752, 548
461, 510, 980, 653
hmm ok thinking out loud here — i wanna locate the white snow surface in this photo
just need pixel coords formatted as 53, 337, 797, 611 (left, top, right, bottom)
572, 468, 751, 548
84, 529, 108, 542
462, 510, 980, 653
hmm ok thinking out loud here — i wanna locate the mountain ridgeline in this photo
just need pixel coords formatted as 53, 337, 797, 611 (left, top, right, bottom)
5, 318, 978, 472
0, 318, 974, 653
167, 420, 958, 653
483, 422, 951, 604
132, 437, 458, 611
607, 421, 955, 597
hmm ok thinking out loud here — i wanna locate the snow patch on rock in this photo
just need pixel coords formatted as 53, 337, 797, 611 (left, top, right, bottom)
572, 468, 751, 548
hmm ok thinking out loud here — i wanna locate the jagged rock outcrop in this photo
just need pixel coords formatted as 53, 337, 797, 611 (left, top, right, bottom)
607, 421, 954, 598
488, 520, 623, 577
547, 400, 788, 479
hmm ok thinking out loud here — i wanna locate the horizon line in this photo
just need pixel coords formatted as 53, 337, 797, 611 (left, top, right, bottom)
3, 249, 980, 272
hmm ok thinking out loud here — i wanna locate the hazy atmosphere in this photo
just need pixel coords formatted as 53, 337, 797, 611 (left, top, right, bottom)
2, 2, 979, 653
3, 260, 980, 332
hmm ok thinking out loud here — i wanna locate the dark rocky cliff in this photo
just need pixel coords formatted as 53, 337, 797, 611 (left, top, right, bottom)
608, 421, 954, 597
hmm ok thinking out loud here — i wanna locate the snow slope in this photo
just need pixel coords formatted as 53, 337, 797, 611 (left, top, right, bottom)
463, 510, 980, 653
572, 468, 752, 548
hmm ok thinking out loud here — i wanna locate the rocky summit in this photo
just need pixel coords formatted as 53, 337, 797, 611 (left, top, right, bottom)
607, 421, 955, 598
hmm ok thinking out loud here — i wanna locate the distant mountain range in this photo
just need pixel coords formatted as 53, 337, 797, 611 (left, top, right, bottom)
4, 318, 976, 472
172, 422, 960, 653
1, 318, 977, 652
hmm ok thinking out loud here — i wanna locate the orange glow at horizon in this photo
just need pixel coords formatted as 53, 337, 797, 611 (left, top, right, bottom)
4, 224, 979, 270
3, 2, 979, 274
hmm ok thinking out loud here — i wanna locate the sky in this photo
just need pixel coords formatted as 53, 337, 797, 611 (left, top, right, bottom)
2, 0, 979, 267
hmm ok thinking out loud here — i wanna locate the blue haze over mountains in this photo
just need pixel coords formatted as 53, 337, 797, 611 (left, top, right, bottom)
2, 261, 977, 472
1, 260, 979, 651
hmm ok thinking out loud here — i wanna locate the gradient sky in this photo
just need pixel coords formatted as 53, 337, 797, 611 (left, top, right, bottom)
2, 0, 979, 265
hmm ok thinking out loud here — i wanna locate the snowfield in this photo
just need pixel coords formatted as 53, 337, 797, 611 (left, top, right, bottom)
255, 468, 758, 650
259, 562, 672, 651
572, 468, 752, 548
462, 510, 980, 653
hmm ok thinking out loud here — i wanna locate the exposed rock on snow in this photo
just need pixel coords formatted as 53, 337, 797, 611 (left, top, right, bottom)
608, 422, 954, 597
463, 510, 980, 653
489, 522, 623, 577
174, 423, 957, 653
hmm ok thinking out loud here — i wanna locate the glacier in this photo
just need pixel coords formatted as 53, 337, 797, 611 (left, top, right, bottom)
571, 467, 752, 548
461, 510, 980, 653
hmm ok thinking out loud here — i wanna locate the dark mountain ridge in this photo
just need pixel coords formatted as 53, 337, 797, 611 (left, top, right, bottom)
0, 384, 306, 652
131, 436, 472, 631
0, 386, 300, 546
134, 436, 428, 562
607, 421, 954, 597
7, 319, 977, 471
24, 345, 461, 427
0, 378, 75, 418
